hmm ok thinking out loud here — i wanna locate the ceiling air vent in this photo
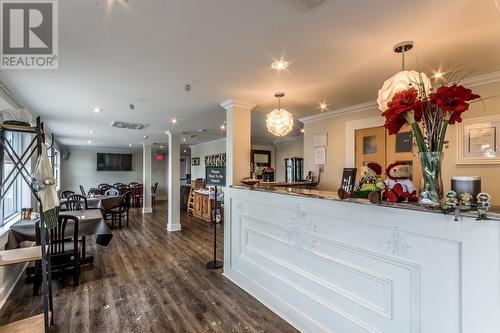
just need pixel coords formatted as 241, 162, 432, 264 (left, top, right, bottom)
111, 120, 149, 130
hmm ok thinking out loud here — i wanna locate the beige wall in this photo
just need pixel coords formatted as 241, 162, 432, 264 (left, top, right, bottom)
304, 80, 500, 204
275, 137, 304, 182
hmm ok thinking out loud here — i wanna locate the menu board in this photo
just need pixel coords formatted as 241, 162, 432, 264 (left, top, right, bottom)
206, 166, 226, 186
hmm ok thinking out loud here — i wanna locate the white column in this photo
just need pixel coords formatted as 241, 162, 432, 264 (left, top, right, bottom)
220, 100, 253, 186
166, 131, 181, 231
142, 144, 153, 213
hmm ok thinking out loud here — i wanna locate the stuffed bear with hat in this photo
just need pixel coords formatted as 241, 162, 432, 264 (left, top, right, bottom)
384, 162, 418, 203
338, 162, 385, 202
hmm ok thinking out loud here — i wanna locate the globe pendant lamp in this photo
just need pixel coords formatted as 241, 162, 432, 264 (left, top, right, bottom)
266, 92, 294, 137
377, 41, 431, 112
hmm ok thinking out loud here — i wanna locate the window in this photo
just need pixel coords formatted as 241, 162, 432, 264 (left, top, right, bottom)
1, 131, 27, 226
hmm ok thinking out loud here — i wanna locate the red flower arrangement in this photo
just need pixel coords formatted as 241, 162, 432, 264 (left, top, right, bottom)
382, 81, 480, 153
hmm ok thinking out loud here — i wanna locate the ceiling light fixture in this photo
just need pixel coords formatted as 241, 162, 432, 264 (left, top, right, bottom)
300, 128, 305, 133
89, 130, 95, 134
171, 117, 178, 124
182, 138, 187, 142
160, 145, 164, 149
93, 107, 102, 113
266, 92, 294, 137
271, 59, 289, 71
319, 103, 328, 111
129, 143, 132, 147
220, 122, 226, 131
87, 139, 92, 144
433, 71, 445, 79
183, 149, 187, 153
377, 41, 431, 112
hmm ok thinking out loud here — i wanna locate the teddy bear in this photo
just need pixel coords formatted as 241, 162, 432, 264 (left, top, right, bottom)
338, 162, 386, 203
384, 162, 418, 203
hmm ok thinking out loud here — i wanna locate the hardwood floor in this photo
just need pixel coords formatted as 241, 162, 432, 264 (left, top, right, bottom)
0, 203, 298, 333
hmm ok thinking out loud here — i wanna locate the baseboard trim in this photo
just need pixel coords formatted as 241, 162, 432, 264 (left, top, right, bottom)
166, 223, 182, 232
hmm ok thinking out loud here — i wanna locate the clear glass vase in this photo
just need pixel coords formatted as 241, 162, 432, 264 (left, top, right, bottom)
418, 152, 444, 207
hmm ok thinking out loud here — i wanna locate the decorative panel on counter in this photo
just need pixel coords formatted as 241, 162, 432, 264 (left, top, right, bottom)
223, 187, 500, 333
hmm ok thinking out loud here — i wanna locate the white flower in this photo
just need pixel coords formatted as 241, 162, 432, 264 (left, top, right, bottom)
377, 70, 432, 112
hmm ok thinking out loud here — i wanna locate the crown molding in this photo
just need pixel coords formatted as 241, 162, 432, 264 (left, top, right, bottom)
461, 70, 500, 88
274, 135, 303, 145
189, 137, 226, 148
299, 71, 500, 125
299, 101, 378, 124
219, 99, 256, 111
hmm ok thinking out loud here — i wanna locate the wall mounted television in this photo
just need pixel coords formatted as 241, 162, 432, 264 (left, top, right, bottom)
97, 153, 133, 171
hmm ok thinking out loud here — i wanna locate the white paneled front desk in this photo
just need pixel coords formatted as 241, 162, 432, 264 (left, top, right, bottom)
223, 186, 500, 333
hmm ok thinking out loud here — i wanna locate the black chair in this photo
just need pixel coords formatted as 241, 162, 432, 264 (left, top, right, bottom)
60, 190, 75, 199
87, 188, 101, 196
116, 184, 130, 195
100, 185, 112, 195
113, 183, 124, 188
35, 215, 81, 287
129, 182, 139, 188
79, 185, 86, 196
105, 191, 133, 228
60, 194, 88, 211
98, 183, 110, 189
151, 182, 159, 206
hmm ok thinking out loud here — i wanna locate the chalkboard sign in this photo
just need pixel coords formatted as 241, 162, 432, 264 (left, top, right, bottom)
206, 166, 226, 186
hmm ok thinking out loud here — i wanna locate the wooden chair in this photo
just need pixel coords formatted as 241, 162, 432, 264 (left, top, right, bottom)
151, 182, 159, 206
187, 179, 204, 214
79, 185, 86, 196
113, 183, 124, 188
105, 188, 119, 196
60, 194, 88, 211
100, 185, 112, 195
60, 190, 74, 199
129, 182, 139, 188
116, 184, 130, 195
132, 184, 143, 207
35, 216, 81, 287
105, 191, 133, 228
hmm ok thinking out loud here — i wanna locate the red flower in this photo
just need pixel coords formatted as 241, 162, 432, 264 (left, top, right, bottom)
430, 85, 480, 124
382, 88, 423, 134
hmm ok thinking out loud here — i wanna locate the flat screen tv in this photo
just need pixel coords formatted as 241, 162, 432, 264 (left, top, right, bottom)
97, 153, 133, 171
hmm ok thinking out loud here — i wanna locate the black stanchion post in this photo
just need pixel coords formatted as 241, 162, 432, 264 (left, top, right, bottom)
207, 185, 223, 269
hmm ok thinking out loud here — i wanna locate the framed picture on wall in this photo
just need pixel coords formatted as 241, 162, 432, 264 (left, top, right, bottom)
456, 115, 500, 164
191, 157, 200, 166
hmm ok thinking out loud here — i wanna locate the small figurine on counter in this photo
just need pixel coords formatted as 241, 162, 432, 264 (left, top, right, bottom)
459, 192, 473, 211
338, 162, 385, 203
441, 190, 458, 213
383, 162, 418, 203
476, 192, 491, 220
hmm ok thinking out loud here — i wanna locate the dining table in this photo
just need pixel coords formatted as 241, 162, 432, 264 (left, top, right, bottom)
6, 209, 113, 265
60, 194, 122, 211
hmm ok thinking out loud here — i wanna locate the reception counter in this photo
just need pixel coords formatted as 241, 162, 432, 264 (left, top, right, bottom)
223, 186, 500, 333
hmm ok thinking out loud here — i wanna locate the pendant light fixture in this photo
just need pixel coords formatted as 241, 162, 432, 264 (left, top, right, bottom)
377, 41, 431, 112
266, 92, 294, 137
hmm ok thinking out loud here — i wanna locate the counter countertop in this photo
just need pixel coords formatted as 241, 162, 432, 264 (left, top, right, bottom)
230, 185, 500, 221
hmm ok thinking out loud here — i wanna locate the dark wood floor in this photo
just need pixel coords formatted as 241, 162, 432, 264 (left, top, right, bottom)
0, 203, 297, 333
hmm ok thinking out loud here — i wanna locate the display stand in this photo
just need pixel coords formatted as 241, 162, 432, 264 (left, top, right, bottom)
0, 117, 53, 332
206, 186, 223, 269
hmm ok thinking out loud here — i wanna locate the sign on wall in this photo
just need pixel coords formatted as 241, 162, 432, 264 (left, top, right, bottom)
206, 166, 226, 186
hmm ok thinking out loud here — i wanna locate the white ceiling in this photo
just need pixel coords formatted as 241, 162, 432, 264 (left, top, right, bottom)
2, 0, 500, 148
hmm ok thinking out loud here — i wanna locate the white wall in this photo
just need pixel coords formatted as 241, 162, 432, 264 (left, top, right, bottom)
275, 137, 304, 182
61, 147, 143, 193
190, 139, 226, 181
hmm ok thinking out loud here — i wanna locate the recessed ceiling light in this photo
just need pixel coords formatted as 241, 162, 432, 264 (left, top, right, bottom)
300, 129, 305, 133
171, 117, 178, 124
183, 149, 187, 153
319, 103, 328, 111
220, 123, 226, 131
93, 107, 102, 113
160, 145, 164, 149
182, 138, 187, 142
198, 129, 206, 133
143, 135, 148, 139
87, 139, 92, 144
89, 130, 95, 134
271, 60, 289, 71
129, 143, 132, 147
